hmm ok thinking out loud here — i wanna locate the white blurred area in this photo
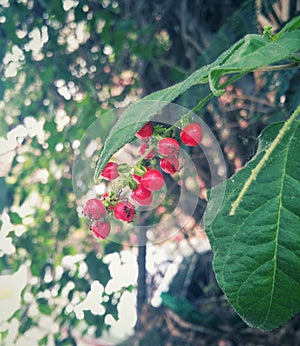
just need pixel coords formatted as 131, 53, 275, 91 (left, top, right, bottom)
0, 116, 138, 345
0, 117, 45, 178
0, 206, 210, 345
0, 265, 27, 322
0, 211, 138, 345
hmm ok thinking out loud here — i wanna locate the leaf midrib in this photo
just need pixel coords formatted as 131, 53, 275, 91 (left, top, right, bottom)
260, 126, 295, 328
222, 127, 296, 325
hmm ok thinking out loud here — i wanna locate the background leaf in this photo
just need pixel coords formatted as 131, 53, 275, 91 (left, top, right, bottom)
205, 120, 300, 331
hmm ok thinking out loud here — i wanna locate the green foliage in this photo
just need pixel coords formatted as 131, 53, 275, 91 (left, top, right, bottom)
0, 0, 150, 342
161, 292, 213, 325
85, 251, 111, 285
0, 0, 299, 343
205, 117, 300, 330
94, 15, 300, 330
95, 20, 300, 179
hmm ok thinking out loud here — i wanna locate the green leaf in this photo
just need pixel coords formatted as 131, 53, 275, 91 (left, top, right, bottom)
273, 15, 300, 40
161, 292, 212, 325
85, 251, 111, 286
94, 18, 300, 180
38, 336, 48, 346
0, 115, 8, 137
9, 212, 22, 225
62, 245, 77, 256
37, 298, 52, 315
208, 30, 300, 95
204, 120, 300, 331
0, 178, 7, 214
104, 241, 122, 255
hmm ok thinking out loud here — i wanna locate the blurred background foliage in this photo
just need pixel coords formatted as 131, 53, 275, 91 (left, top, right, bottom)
0, 0, 300, 345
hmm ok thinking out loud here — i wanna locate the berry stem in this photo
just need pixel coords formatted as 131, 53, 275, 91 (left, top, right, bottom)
165, 72, 250, 136
164, 93, 212, 136
135, 143, 156, 167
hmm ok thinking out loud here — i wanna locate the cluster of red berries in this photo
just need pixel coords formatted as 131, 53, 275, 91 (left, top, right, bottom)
83, 121, 203, 239
83, 195, 135, 239
135, 120, 202, 173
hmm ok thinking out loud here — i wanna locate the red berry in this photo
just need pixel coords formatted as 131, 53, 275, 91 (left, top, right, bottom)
160, 157, 179, 174
135, 122, 153, 139
138, 142, 156, 159
132, 173, 142, 184
157, 138, 180, 157
83, 198, 107, 220
131, 185, 153, 206
101, 162, 119, 180
132, 166, 150, 183
180, 123, 203, 146
99, 193, 109, 201
114, 201, 135, 222
140, 169, 164, 191
90, 220, 111, 239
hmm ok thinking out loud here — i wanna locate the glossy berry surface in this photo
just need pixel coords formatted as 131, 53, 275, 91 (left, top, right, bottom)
180, 123, 203, 146
135, 122, 153, 139
83, 198, 107, 220
114, 201, 136, 222
90, 220, 111, 239
141, 169, 164, 191
131, 184, 153, 206
101, 162, 119, 180
160, 157, 179, 174
157, 138, 180, 157
138, 142, 155, 159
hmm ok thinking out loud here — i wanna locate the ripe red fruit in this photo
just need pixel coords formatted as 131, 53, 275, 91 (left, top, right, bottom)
83, 198, 107, 220
140, 169, 164, 191
90, 220, 111, 239
135, 122, 153, 139
180, 123, 203, 146
157, 138, 180, 157
138, 142, 156, 159
114, 201, 136, 222
131, 185, 153, 206
160, 157, 179, 174
132, 173, 142, 184
101, 162, 119, 180
99, 193, 109, 201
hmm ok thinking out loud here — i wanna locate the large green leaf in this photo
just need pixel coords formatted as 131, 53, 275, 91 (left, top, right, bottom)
94, 19, 300, 180
204, 120, 300, 331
